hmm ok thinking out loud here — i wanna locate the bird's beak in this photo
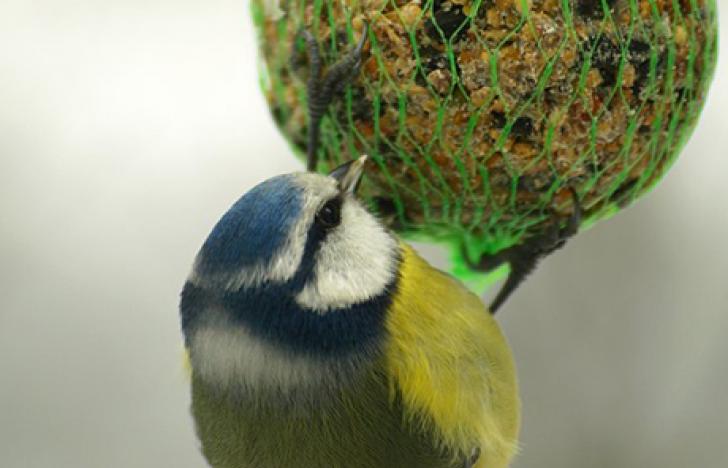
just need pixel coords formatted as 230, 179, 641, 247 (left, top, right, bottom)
328, 155, 368, 194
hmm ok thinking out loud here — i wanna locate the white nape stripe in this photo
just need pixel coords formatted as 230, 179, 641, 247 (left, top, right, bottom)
295, 198, 398, 313
190, 314, 335, 393
188, 174, 341, 291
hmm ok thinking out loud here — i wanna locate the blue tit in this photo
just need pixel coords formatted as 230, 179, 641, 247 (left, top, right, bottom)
179, 156, 520, 468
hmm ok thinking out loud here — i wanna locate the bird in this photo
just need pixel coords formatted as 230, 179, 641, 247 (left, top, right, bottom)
179, 156, 520, 468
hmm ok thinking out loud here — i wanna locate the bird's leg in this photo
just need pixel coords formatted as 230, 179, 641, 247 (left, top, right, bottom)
462, 447, 481, 468
465, 188, 582, 314
290, 25, 369, 171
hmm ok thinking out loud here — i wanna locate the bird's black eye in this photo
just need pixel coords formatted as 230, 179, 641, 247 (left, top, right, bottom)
315, 197, 342, 229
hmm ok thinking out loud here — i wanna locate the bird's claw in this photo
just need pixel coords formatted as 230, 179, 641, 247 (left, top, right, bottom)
290, 24, 369, 171
530, 187, 581, 258
465, 187, 582, 314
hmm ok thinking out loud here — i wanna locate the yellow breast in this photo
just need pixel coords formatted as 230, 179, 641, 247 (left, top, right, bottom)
385, 243, 520, 468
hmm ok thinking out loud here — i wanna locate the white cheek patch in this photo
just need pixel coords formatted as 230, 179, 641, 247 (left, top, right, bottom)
295, 198, 399, 313
188, 174, 340, 291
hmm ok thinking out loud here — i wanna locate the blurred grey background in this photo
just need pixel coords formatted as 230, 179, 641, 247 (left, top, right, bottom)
1, 1, 726, 467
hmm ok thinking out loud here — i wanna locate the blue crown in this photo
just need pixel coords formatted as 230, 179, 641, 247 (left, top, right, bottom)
195, 175, 302, 277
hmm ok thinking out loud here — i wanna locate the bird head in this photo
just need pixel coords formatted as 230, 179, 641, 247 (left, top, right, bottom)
180, 156, 400, 392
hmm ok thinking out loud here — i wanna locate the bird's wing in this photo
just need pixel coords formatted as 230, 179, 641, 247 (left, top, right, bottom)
182, 347, 192, 380
384, 244, 520, 468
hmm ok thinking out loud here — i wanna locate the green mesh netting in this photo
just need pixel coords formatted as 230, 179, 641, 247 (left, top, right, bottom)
251, 0, 718, 285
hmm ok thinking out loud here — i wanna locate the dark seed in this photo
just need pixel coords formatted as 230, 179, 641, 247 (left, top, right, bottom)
511, 117, 534, 138
586, 158, 604, 174
591, 35, 621, 88
423, 51, 450, 73
628, 39, 650, 91
675, 87, 689, 101
610, 178, 638, 207
519, 173, 554, 193
490, 111, 506, 129
416, 47, 461, 87
576, 0, 617, 19
425, 7, 470, 42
